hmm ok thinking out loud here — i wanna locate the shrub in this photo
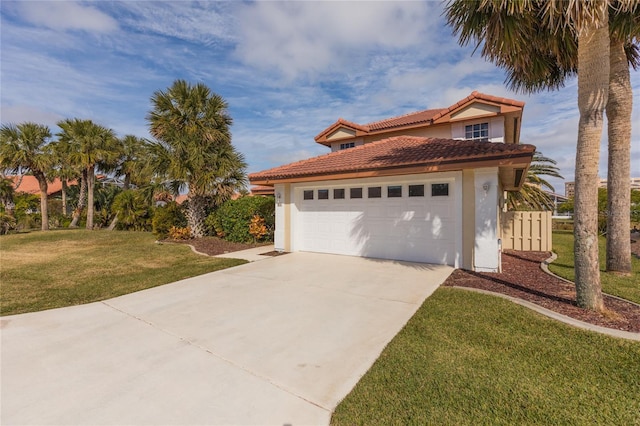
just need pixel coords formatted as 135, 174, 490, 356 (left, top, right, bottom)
0, 212, 16, 235
13, 192, 41, 230
112, 190, 153, 231
249, 214, 268, 242
153, 202, 187, 238
168, 226, 192, 240
206, 196, 274, 243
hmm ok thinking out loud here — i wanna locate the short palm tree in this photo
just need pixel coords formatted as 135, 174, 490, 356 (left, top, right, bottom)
507, 152, 563, 211
147, 80, 247, 237
57, 119, 118, 230
0, 123, 54, 230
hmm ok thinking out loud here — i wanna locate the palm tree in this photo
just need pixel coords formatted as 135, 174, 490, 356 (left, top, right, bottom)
104, 135, 150, 230
446, 0, 638, 278
445, 0, 637, 311
147, 79, 247, 237
57, 119, 118, 230
50, 137, 80, 217
507, 151, 563, 211
113, 135, 149, 190
605, 12, 637, 274
0, 123, 54, 231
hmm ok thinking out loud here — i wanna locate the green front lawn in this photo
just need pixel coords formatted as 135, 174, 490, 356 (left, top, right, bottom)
332, 289, 640, 425
0, 230, 245, 316
550, 230, 640, 304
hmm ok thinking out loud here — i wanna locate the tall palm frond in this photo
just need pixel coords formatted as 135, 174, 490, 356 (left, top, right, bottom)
507, 151, 563, 211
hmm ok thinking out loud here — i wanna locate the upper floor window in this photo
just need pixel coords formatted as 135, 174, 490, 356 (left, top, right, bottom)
465, 123, 489, 141
340, 142, 355, 150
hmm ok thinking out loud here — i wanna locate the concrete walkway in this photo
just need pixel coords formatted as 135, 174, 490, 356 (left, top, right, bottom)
1, 252, 453, 425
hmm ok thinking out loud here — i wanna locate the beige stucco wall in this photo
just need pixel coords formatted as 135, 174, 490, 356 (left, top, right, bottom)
327, 128, 356, 140
503, 113, 520, 144
451, 103, 500, 119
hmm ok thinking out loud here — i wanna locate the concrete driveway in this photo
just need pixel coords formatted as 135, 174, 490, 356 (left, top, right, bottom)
1, 252, 453, 425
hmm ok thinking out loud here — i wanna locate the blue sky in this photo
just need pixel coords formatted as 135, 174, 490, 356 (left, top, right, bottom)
1, 1, 639, 194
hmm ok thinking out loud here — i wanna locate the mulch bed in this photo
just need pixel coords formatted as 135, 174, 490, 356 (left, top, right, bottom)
443, 250, 640, 333
165, 236, 271, 256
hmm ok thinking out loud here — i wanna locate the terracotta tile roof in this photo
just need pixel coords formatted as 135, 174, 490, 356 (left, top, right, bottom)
314, 91, 524, 144
250, 136, 535, 182
431, 91, 525, 123
366, 108, 446, 131
250, 185, 275, 195
8, 175, 76, 195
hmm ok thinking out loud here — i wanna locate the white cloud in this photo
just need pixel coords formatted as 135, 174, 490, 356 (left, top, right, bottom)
234, 1, 438, 80
17, 1, 118, 33
112, 2, 235, 45
0, 105, 64, 128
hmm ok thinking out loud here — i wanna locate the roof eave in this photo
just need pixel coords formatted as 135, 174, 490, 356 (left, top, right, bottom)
249, 151, 534, 185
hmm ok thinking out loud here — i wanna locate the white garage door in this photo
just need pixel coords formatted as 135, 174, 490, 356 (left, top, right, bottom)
295, 178, 459, 265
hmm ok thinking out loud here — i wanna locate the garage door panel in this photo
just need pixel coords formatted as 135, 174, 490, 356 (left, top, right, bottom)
297, 182, 457, 265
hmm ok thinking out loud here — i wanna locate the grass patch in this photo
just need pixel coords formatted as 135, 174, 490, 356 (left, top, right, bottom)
0, 230, 245, 316
550, 230, 640, 304
332, 288, 640, 425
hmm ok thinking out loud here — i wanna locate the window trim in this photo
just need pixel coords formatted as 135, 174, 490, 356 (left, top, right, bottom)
408, 184, 425, 197
339, 142, 355, 150
367, 186, 382, 198
318, 189, 329, 200
387, 185, 402, 198
465, 122, 489, 141
431, 183, 449, 197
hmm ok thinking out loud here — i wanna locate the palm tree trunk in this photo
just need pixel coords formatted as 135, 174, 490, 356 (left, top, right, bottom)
107, 216, 118, 231
86, 167, 95, 230
574, 20, 608, 312
70, 171, 87, 228
61, 180, 68, 217
35, 172, 49, 231
605, 38, 631, 275
186, 193, 207, 238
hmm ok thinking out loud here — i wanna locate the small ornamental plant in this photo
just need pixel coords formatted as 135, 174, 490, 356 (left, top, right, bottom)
248, 214, 267, 242
168, 226, 192, 240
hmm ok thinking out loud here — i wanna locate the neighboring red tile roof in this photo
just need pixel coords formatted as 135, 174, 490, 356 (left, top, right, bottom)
250, 185, 275, 195
8, 175, 76, 195
314, 91, 524, 144
174, 194, 188, 204
250, 136, 535, 182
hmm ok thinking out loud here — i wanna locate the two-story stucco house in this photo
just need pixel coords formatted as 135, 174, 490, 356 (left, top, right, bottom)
249, 91, 535, 272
